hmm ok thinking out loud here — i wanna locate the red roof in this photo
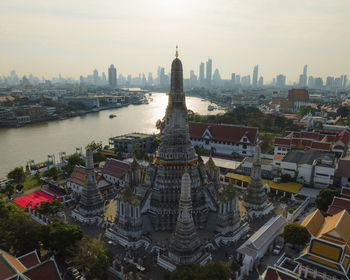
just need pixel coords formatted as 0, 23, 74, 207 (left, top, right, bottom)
341, 187, 350, 199
18, 250, 40, 269
336, 131, 350, 146
68, 166, 86, 186
273, 154, 285, 161
101, 158, 129, 179
274, 138, 291, 146
23, 259, 61, 280
264, 266, 298, 280
327, 197, 350, 216
338, 157, 350, 178
189, 122, 258, 144
311, 142, 331, 151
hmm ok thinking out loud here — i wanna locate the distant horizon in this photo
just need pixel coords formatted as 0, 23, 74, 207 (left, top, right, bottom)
1, 0, 350, 82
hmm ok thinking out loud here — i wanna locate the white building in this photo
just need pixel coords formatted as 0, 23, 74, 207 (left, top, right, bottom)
279, 149, 335, 188
189, 122, 259, 157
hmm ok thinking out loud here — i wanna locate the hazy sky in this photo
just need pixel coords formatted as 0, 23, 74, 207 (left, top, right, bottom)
0, 0, 349, 82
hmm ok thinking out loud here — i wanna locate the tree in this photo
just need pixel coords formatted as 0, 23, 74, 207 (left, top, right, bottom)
62, 153, 85, 176
0, 201, 48, 255
87, 140, 103, 151
1, 182, 15, 199
164, 261, 230, 280
260, 134, 273, 153
49, 219, 83, 254
93, 151, 106, 163
71, 236, 113, 279
7, 167, 25, 185
315, 188, 340, 211
283, 223, 310, 246
299, 106, 316, 116
44, 167, 59, 180
336, 106, 350, 118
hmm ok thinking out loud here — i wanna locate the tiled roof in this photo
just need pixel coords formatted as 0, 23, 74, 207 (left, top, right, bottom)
336, 131, 350, 146
68, 166, 86, 186
327, 197, 350, 216
342, 187, 350, 199
263, 266, 298, 280
188, 122, 258, 144
23, 259, 62, 280
338, 157, 350, 178
101, 158, 129, 179
17, 250, 40, 269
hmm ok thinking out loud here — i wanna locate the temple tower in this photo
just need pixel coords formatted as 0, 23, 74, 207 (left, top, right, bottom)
168, 172, 205, 264
146, 47, 208, 231
71, 148, 104, 224
243, 145, 272, 216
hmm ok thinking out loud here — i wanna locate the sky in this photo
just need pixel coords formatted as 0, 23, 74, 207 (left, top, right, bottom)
0, 0, 349, 83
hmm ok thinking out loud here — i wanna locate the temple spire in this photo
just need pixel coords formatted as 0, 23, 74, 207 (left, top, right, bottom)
175, 45, 179, 58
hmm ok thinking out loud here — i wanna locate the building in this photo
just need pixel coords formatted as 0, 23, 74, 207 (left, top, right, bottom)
101, 158, 130, 187
243, 145, 273, 217
274, 130, 350, 156
280, 149, 335, 187
62, 97, 100, 108
338, 157, 350, 188
252, 65, 258, 88
276, 74, 286, 87
199, 62, 205, 87
206, 58, 212, 87
189, 122, 259, 157
108, 64, 117, 89
297, 209, 350, 280
237, 215, 287, 276
327, 195, 350, 216
71, 148, 105, 224
0, 249, 62, 280
109, 132, 155, 155
272, 89, 309, 112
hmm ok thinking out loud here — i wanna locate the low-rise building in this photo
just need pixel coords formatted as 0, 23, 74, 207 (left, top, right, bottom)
237, 215, 287, 276
337, 157, 350, 187
62, 96, 100, 108
101, 158, 129, 187
280, 149, 335, 188
109, 132, 155, 155
189, 122, 259, 157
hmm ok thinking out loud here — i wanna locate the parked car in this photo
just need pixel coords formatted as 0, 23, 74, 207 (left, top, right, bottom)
273, 245, 282, 255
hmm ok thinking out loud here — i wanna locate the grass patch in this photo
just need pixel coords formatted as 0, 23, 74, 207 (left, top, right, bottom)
23, 175, 41, 192
259, 131, 283, 138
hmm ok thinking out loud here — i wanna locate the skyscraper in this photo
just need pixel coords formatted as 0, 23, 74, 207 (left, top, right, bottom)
199, 62, 205, 87
252, 65, 258, 87
231, 73, 236, 87
299, 65, 307, 87
258, 76, 263, 88
93, 69, 99, 85
108, 64, 117, 89
206, 58, 212, 87
276, 74, 286, 87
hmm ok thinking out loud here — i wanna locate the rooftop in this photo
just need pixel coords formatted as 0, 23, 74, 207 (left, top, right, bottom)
283, 149, 335, 166
110, 132, 154, 141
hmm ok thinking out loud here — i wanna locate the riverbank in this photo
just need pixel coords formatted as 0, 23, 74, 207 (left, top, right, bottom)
0, 93, 224, 178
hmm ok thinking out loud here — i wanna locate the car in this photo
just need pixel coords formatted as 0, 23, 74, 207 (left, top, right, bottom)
273, 245, 282, 255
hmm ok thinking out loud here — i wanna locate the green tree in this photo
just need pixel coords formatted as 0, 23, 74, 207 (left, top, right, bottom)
44, 167, 59, 180
315, 188, 340, 211
8, 167, 25, 184
299, 106, 316, 116
1, 182, 15, 199
0, 201, 48, 255
164, 261, 230, 280
71, 236, 113, 279
49, 219, 83, 254
283, 223, 310, 246
87, 140, 103, 151
93, 151, 106, 163
62, 153, 85, 176
336, 106, 350, 118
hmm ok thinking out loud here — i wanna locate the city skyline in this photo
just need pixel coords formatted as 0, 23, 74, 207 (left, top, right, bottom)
1, 0, 350, 81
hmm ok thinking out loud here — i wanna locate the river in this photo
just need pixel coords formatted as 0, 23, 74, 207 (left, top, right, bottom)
0, 92, 224, 178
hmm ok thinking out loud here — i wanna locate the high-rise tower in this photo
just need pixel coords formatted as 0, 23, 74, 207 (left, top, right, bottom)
108, 64, 117, 89
252, 65, 258, 88
199, 62, 205, 87
206, 58, 212, 87
146, 47, 208, 231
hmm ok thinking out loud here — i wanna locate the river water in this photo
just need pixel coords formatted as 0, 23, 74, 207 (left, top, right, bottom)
0, 92, 224, 178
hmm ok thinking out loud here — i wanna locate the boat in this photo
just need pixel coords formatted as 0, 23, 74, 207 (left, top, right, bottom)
208, 105, 215, 111
109, 114, 117, 119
